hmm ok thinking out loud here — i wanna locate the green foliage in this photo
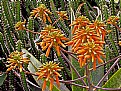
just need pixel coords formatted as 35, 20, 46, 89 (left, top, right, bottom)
0, 0, 121, 91
0, 73, 7, 86
101, 68, 121, 91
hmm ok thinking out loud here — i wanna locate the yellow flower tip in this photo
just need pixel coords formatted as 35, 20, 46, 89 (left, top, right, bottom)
15, 21, 26, 31
36, 61, 62, 91
30, 4, 52, 23
118, 41, 121, 46
107, 16, 119, 25
19, 65, 23, 72
56, 11, 68, 20
6, 51, 30, 72
106, 30, 112, 34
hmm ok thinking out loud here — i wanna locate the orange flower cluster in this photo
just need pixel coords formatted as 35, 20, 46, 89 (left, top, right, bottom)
36, 61, 63, 91
66, 15, 106, 69
107, 16, 119, 25
69, 15, 90, 34
56, 11, 68, 20
6, 51, 30, 72
15, 20, 26, 30
30, 4, 52, 23
36, 25, 68, 57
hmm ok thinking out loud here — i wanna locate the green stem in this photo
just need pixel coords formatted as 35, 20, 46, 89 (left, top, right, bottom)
20, 71, 29, 91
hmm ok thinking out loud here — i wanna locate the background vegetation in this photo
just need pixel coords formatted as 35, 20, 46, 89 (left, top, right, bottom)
0, 0, 121, 91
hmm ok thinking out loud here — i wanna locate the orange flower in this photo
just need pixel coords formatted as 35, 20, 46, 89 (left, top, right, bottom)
66, 16, 106, 70
89, 20, 107, 40
107, 16, 119, 25
56, 11, 68, 20
40, 25, 61, 38
30, 4, 52, 23
66, 26, 101, 52
6, 51, 30, 72
37, 26, 68, 57
77, 42, 105, 70
69, 15, 90, 34
15, 20, 26, 30
36, 61, 63, 91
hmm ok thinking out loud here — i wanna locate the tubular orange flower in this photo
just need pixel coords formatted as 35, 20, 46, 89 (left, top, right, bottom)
69, 15, 90, 34
66, 26, 101, 52
30, 4, 52, 23
107, 16, 119, 25
15, 20, 26, 30
6, 51, 30, 72
40, 25, 61, 38
37, 26, 68, 57
36, 61, 63, 91
77, 42, 105, 69
56, 11, 68, 20
89, 20, 107, 40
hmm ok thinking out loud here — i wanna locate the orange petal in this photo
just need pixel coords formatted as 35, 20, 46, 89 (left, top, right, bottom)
96, 55, 104, 64
73, 39, 80, 49
20, 64, 23, 72
42, 43, 50, 51
97, 46, 103, 50
96, 51, 105, 55
91, 35, 100, 41
78, 55, 84, 67
6, 66, 14, 72
77, 49, 86, 54
82, 57, 86, 66
73, 46, 79, 52
65, 41, 73, 45
58, 40, 66, 48
102, 31, 106, 41
50, 78, 54, 91
61, 37, 68, 40
56, 75, 60, 88
46, 48, 51, 57
34, 13, 39, 18
95, 41, 105, 44
37, 75, 43, 80
72, 25, 78, 34
43, 38, 51, 41
54, 71, 61, 77
82, 36, 86, 43
56, 46, 60, 56
85, 55, 91, 59
45, 13, 52, 23
46, 73, 51, 81
96, 29, 100, 36
43, 14, 46, 23
49, 41, 53, 48
93, 59, 96, 70
91, 53, 95, 62
42, 80, 47, 91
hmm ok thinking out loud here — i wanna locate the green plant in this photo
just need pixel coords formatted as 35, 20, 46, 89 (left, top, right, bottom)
0, 0, 121, 91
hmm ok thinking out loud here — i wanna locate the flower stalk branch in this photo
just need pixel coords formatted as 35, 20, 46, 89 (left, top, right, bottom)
114, 24, 121, 32
96, 58, 121, 87
61, 51, 87, 86
89, 55, 121, 71
85, 64, 93, 91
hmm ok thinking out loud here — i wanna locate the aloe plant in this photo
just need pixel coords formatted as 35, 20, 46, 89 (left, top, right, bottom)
0, 0, 121, 91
